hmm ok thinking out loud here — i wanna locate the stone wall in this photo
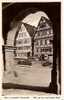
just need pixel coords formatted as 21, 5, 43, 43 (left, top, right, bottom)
5, 49, 15, 71
5, 26, 18, 71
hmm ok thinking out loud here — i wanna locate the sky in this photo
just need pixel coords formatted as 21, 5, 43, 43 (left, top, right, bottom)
22, 11, 49, 27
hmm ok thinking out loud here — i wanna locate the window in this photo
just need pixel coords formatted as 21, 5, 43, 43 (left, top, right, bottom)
41, 31, 47, 36
50, 39, 53, 44
43, 19, 46, 23
39, 23, 46, 28
19, 41, 21, 44
45, 40, 47, 45
19, 47, 23, 50
38, 33, 40, 36
40, 20, 43, 24
17, 53, 21, 57
24, 38, 30, 44
47, 31, 49, 35
23, 32, 27, 37
40, 40, 42, 45
39, 19, 46, 28
36, 48, 38, 52
18, 32, 23, 37
41, 17, 46, 23
46, 23, 49, 28
16, 40, 23, 45
47, 40, 50, 45
35, 32, 38, 37
43, 48, 51, 52
24, 39, 27, 44
18, 33, 21, 37
35, 41, 39, 45
50, 29, 53, 34
40, 48, 43, 52
39, 31, 43, 36
35, 33, 37, 37
42, 40, 45, 45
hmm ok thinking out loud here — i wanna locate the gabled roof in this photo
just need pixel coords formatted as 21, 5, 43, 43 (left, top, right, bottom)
16, 14, 52, 39
22, 22, 36, 37
22, 11, 49, 27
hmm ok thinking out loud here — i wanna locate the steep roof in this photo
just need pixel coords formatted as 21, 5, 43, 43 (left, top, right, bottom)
22, 22, 36, 37
37, 16, 52, 28
22, 11, 49, 27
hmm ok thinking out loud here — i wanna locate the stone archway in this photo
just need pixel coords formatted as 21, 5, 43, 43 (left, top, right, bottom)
4, 8, 60, 94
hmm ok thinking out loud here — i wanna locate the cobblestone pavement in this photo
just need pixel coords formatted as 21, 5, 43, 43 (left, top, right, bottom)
3, 60, 52, 86
3, 60, 52, 95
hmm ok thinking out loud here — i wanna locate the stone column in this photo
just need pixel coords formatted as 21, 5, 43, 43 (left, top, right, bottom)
49, 30, 58, 94
2, 45, 6, 71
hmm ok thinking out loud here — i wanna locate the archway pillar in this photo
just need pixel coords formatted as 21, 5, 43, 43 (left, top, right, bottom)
49, 31, 58, 94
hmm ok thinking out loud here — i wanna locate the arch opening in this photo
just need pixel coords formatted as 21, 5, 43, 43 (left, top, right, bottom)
3, 7, 59, 94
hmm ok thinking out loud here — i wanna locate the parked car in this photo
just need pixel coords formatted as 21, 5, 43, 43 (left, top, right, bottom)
18, 59, 32, 66
42, 61, 52, 66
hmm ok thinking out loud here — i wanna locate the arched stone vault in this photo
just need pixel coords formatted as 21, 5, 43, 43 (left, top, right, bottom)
5, 26, 19, 72
6, 26, 19, 46
4, 9, 60, 94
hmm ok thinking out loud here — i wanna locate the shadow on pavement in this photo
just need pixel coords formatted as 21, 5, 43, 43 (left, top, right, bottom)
2, 83, 56, 94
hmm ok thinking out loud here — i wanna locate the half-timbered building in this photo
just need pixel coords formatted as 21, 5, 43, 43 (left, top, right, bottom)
34, 16, 53, 63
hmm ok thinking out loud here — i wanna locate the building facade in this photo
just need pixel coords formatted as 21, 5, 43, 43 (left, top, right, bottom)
34, 16, 53, 63
15, 23, 32, 59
